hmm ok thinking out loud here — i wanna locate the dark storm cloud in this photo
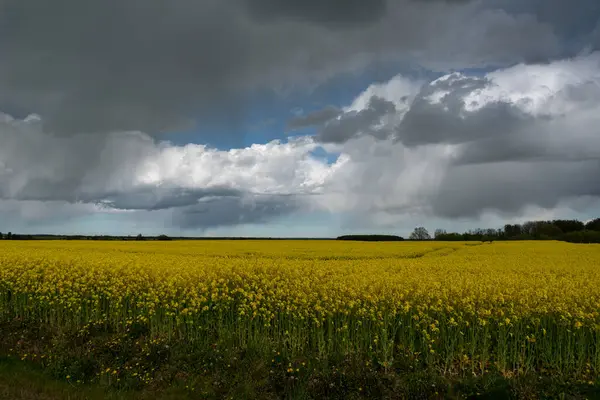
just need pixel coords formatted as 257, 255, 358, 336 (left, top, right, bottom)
0, 119, 157, 202
456, 136, 600, 166
395, 74, 534, 147
286, 106, 342, 130
308, 74, 533, 146
0, 112, 310, 228
497, 0, 600, 47
94, 186, 242, 212
591, 22, 600, 50
171, 194, 301, 229
0, 0, 567, 135
430, 161, 600, 218
0, 166, 241, 212
0, 199, 99, 227
0, 0, 251, 135
317, 96, 396, 143
245, 0, 387, 27
419, 77, 600, 218
0, 178, 82, 203
316, 52, 600, 222
445, 76, 600, 165
317, 69, 600, 165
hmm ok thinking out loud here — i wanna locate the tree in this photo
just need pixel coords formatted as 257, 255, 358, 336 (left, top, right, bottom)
6, 232, 12, 240
561, 230, 600, 244
585, 218, 600, 232
516, 221, 563, 239
535, 222, 563, 239
434, 229, 447, 239
0, 232, 2, 240
521, 221, 537, 236
409, 227, 431, 240
136, 233, 144, 241
434, 231, 464, 241
503, 224, 522, 238
552, 219, 584, 234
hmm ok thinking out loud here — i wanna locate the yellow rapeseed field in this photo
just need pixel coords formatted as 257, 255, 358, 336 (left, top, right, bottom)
0, 240, 599, 379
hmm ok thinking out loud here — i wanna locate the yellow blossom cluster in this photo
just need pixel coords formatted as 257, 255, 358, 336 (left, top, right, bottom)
1, 240, 599, 377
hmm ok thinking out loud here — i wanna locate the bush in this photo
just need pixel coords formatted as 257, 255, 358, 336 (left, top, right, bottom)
561, 230, 600, 244
434, 233, 464, 241
336, 235, 404, 242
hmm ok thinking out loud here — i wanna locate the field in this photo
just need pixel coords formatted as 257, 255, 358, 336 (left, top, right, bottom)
0, 240, 599, 399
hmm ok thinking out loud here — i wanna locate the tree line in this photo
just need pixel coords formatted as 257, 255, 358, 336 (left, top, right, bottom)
337, 234, 405, 242
0, 233, 172, 241
338, 218, 600, 243
431, 218, 600, 243
1, 218, 599, 243
0, 232, 34, 240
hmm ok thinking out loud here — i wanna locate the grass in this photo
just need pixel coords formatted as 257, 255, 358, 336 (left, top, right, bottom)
1, 331, 599, 399
1, 358, 599, 400
0, 356, 111, 400
0, 356, 204, 400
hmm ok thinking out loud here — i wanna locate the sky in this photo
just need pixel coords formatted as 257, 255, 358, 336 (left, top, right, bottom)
1, 0, 600, 237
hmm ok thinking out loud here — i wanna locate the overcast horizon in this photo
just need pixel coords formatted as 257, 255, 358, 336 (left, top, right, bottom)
1, 0, 600, 238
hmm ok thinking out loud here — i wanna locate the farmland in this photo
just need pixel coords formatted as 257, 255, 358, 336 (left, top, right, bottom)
0, 240, 599, 399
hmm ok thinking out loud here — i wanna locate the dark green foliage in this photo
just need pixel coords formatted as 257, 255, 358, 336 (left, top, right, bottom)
434, 218, 600, 244
552, 219, 585, 234
560, 230, 600, 243
1, 326, 599, 399
520, 221, 564, 239
433, 232, 464, 241
336, 235, 404, 242
586, 218, 600, 232
503, 224, 522, 238
409, 227, 430, 240
0, 232, 34, 240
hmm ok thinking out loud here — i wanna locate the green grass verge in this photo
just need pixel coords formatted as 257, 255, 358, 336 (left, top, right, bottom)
1, 321, 599, 399
1, 354, 600, 400
0, 357, 199, 400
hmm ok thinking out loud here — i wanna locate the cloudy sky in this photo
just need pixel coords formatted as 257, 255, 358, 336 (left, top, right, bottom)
1, 0, 600, 237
